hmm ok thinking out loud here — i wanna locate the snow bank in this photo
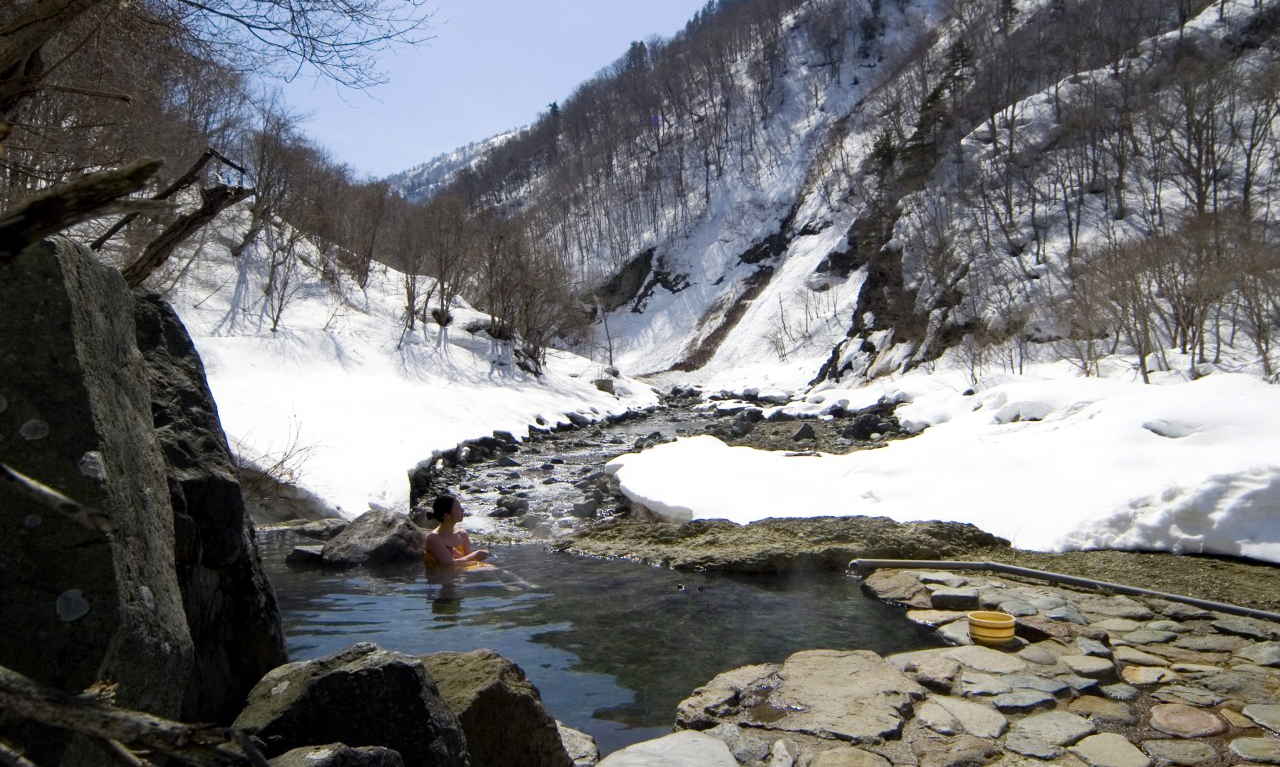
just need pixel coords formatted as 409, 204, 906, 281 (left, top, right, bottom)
606, 369, 1280, 564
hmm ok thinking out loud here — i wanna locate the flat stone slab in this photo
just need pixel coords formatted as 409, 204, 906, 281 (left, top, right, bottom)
811, 746, 893, 767
908, 610, 969, 628
1004, 731, 1063, 759
1077, 596, 1156, 621
930, 694, 1009, 739
960, 671, 1012, 697
765, 650, 927, 743
1237, 642, 1280, 667
993, 689, 1056, 712
1062, 655, 1115, 679
944, 646, 1028, 674
1121, 629, 1178, 645
1044, 605, 1089, 625
1148, 703, 1227, 738
1017, 645, 1058, 666
1140, 739, 1217, 766
1098, 683, 1139, 701
1213, 619, 1277, 641
1175, 634, 1246, 652
930, 587, 981, 610
596, 731, 736, 767
1114, 647, 1169, 667
1230, 737, 1280, 764
1245, 704, 1280, 734
1069, 733, 1151, 767
1005, 675, 1070, 696
1009, 711, 1095, 746
1067, 696, 1136, 725
1091, 619, 1144, 633
1076, 638, 1112, 658
1150, 684, 1224, 707
910, 732, 1001, 767
1120, 666, 1180, 685
918, 572, 969, 588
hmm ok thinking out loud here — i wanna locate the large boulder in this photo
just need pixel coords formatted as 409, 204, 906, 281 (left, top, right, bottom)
0, 238, 194, 766
321, 509, 427, 566
420, 649, 574, 767
234, 643, 469, 767
133, 293, 288, 723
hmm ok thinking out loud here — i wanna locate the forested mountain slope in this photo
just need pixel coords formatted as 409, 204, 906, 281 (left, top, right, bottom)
430, 0, 1280, 392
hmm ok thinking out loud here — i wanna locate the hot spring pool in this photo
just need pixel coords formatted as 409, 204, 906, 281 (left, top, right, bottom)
259, 534, 942, 755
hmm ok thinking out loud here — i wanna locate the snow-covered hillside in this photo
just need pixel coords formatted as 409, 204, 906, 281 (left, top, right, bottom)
155, 209, 657, 521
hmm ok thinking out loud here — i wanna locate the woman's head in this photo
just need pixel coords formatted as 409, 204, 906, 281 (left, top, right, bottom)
431, 494, 460, 523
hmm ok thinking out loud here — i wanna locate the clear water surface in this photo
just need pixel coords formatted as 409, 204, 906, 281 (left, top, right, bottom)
259, 534, 943, 755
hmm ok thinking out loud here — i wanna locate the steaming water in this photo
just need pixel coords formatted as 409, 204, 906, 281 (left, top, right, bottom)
259, 535, 942, 756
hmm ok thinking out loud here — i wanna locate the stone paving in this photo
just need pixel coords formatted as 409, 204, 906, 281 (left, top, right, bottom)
659, 568, 1280, 767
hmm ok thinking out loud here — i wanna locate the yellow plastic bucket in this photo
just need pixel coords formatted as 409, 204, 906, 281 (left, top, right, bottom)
967, 611, 1016, 646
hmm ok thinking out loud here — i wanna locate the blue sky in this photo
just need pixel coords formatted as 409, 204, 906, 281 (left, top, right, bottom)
279, 0, 708, 180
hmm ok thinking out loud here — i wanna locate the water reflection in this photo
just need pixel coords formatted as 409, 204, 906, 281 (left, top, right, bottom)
260, 535, 942, 755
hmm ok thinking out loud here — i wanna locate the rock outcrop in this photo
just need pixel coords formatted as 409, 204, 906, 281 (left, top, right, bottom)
234, 643, 469, 766
420, 649, 575, 767
133, 293, 288, 723
0, 238, 194, 766
553, 516, 1010, 572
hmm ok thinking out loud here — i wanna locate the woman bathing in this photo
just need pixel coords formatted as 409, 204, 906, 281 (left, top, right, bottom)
424, 494, 491, 569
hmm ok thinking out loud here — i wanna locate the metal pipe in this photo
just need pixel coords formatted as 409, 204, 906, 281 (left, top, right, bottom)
850, 558, 1280, 625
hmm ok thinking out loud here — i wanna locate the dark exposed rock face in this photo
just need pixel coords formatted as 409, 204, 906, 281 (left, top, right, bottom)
0, 238, 193, 766
553, 516, 1010, 573
133, 293, 288, 724
320, 509, 427, 566
270, 744, 406, 767
234, 643, 469, 767
421, 649, 575, 767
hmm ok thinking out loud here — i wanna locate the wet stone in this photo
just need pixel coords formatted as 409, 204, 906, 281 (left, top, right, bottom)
1009, 712, 1095, 746
918, 572, 969, 588
1244, 704, 1280, 734
1113, 646, 1169, 666
1067, 696, 1136, 725
931, 588, 981, 610
1121, 629, 1178, 645
1175, 634, 1246, 653
1140, 739, 1218, 766
1062, 655, 1115, 679
1237, 642, 1280, 667
1149, 684, 1224, 707
993, 689, 1056, 713
1214, 618, 1278, 641
1069, 733, 1151, 767
1148, 703, 1228, 738
1229, 737, 1280, 764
